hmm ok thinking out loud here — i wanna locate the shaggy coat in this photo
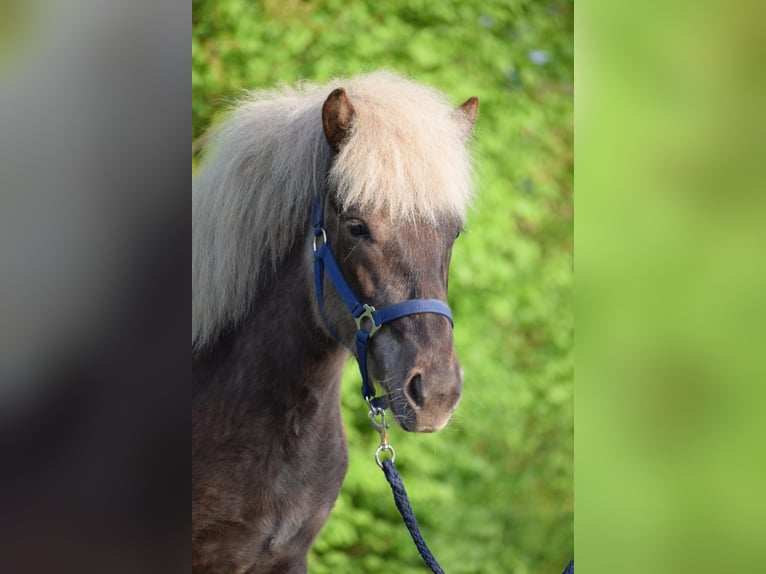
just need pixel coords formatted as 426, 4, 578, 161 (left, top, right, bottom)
192, 71, 477, 573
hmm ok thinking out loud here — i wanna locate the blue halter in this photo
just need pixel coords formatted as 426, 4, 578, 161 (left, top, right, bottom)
312, 195, 454, 407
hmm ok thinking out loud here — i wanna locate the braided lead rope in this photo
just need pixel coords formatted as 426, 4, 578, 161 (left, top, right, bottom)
381, 459, 445, 574
368, 405, 443, 573
382, 456, 574, 574
368, 404, 571, 574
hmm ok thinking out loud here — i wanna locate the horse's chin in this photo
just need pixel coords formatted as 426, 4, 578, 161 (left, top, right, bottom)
397, 416, 447, 433
395, 414, 419, 433
381, 396, 416, 432
387, 400, 450, 433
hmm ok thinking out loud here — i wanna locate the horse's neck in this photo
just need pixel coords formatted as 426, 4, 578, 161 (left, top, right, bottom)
192, 245, 351, 571
192, 245, 348, 419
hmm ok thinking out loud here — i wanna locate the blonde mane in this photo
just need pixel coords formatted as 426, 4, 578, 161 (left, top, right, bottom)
192, 71, 475, 349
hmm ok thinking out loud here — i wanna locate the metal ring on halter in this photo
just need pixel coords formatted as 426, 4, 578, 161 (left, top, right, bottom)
366, 395, 384, 412
312, 227, 327, 252
375, 443, 396, 468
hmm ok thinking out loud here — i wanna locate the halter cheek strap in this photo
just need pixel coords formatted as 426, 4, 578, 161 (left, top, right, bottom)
311, 196, 453, 405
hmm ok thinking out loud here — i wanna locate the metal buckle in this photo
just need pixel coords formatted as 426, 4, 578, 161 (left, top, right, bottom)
312, 227, 327, 252
355, 304, 381, 336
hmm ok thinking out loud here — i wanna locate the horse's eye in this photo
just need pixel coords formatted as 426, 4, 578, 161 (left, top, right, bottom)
345, 219, 370, 239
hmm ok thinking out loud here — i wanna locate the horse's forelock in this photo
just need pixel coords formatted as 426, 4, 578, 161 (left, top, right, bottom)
330, 72, 475, 223
192, 71, 475, 349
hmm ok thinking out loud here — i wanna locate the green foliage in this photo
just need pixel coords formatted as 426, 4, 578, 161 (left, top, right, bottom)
193, 1, 572, 571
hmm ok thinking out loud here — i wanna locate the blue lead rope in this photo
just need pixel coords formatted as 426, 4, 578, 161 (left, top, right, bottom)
382, 458, 574, 574
381, 459, 445, 574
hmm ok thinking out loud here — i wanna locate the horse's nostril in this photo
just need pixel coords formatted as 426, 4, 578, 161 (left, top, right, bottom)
405, 373, 425, 409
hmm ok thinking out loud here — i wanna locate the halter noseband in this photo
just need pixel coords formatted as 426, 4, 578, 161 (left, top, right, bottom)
311, 195, 454, 408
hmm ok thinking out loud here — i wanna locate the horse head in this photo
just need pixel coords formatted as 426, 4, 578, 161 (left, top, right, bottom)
315, 87, 478, 433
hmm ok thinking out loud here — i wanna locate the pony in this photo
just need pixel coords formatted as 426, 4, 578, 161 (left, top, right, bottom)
192, 71, 478, 573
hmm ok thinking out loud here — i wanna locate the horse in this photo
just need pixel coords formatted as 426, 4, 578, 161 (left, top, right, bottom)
192, 71, 478, 574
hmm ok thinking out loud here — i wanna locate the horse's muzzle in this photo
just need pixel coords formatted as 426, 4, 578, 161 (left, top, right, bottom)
396, 364, 463, 432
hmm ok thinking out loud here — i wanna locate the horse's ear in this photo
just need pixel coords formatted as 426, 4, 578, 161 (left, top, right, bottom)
322, 88, 356, 151
456, 96, 479, 139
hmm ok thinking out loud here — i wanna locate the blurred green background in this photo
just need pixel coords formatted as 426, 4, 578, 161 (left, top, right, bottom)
193, 1, 573, 572
576, 2, 766, 573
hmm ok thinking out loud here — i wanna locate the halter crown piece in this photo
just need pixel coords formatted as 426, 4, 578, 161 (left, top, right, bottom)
311, 195, 454, 409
